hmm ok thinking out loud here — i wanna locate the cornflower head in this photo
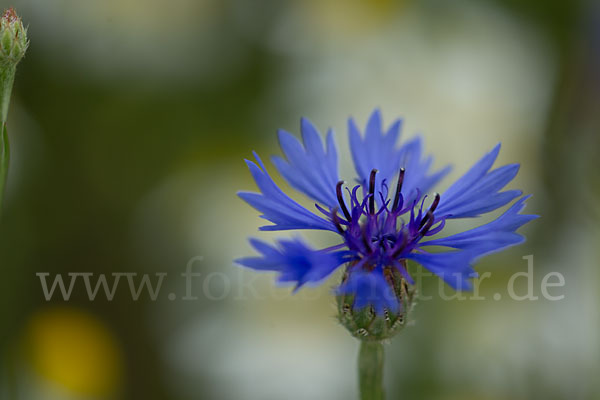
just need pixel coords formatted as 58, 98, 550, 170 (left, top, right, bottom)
236, 109, 537, 340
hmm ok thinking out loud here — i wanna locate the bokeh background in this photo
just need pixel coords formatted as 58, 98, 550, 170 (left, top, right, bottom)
0, 0, 599, 399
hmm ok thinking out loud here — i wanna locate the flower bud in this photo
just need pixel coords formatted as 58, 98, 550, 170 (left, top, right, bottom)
0, 8, 28, 67
337, 267, 416, 341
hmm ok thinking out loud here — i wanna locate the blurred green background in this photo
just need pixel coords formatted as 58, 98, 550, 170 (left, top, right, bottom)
0, 0, 598, 399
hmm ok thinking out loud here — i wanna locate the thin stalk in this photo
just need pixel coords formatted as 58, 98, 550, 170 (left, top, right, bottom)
0, 123, 8, 210
0, 65, 15, 210
0, 65, 16, 124
358, 341, 385, 400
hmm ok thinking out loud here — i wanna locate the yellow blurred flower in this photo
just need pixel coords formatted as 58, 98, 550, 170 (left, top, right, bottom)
25, 307, 122, 397
302, 0, 405, 35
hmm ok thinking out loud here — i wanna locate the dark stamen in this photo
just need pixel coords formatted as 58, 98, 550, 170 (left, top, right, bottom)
336, 181, 352, 221
418, 193, 441, 229
429, 192, 441, 213
419, 210, 435, 236
392, 168, 405, 212
368, 169, 378, 214
331, 209, 345, 235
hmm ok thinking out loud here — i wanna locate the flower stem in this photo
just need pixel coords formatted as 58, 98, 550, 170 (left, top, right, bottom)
0, 123, 9, 210
0, 65, 14, 210
0, 65, 16, 124
358, 341, 385, 400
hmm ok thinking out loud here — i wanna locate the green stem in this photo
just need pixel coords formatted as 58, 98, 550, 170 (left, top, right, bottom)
1, 64, 16, 124
0, 64, 15, 211
358, 341, 385, 400
0, 123, 8, 210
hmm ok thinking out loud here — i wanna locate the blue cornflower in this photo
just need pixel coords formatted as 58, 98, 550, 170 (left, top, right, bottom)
237, 109, 537, 316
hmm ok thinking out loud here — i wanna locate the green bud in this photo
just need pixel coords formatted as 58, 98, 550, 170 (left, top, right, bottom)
337, 266, 416, 341
0, 8, 27, 209
0, 8, 28, 67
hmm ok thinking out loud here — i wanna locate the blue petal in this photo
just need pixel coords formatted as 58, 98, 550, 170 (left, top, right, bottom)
272, 118, 339, 208
398, 136, 451, 205
349, 109, 450, 205
404, 251, 478, 291
442, 144, 500, 200
436, 144, 521, 218
439, 190, 522, 219
238, 153, 336, 231
235, 238, 348, 289
336, 267, 400, 314
349, 109, 403, 196
423, 195, 538, 258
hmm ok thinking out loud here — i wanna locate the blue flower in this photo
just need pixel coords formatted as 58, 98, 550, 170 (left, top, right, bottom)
236, 109, 537, 313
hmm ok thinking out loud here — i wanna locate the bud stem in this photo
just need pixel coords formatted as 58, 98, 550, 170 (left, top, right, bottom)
0, 64, 15, 124
0, 65, 14, 210
358, 341, 385, 400
0, 123, 9, 210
